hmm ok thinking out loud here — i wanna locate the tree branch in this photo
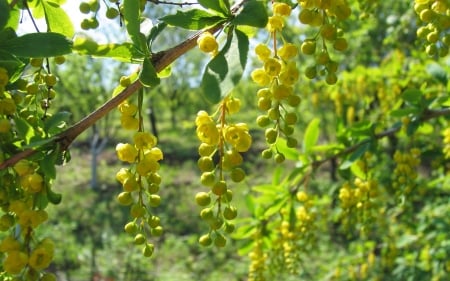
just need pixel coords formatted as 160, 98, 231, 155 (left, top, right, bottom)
0, 1, 245, 170
311, 107, 450, 169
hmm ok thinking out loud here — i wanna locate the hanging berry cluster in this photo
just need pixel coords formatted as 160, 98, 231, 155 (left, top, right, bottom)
251, 2, 302, 163
0, 56, 66, 280
414, 0, 450, 57
195, 95, 251, 247
298, 0, 351, 84
115, 78, 163, 258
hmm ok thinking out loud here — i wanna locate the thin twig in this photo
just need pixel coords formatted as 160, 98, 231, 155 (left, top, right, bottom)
147, 0, 197, 6
0, 1, 247, 170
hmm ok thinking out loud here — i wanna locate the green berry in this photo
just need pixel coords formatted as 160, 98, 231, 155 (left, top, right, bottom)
117, 192, 133, 205
199, 234, 212, 246
212, 180, 227, 196
149, 194, 161, 207
195, 192, 211, 206
230, 167, 245, 183
200, 208, 214, 220
198, 156, 214, 172
124, 221, 138, 235
151, 226, 163, 236
148, 215, 160, 228
142, 243, 154, 257
79, 2, 90, 14
261, 149, 273, 159
106, 7, 120, 19
223, 205, 237, 220
214, 233, 227, 247
200, 172, 215, 186
134, 234, 146, 245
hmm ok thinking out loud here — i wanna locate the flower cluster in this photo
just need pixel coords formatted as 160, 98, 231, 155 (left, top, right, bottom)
251, 2, 302, 163
197, 31, 219, 56
195, 96, 250, 247
115, 130, 163, 257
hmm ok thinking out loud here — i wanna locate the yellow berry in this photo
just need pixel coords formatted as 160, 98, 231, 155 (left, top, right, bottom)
197, 32, 218, 53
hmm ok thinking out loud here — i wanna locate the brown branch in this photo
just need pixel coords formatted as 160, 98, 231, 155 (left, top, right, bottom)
311, 107, 450, 169
147, 0, 197, 6
0, 1, 246, 170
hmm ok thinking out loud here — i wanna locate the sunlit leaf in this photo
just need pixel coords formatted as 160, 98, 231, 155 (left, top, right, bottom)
232, 0, 268, 27
303, 118, 320, 153
160, 9, 226, 30
139, 57, 160, 87
0, 32, 72, 58
42, 0, 74, 37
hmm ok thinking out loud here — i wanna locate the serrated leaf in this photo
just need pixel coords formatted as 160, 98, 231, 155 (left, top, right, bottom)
139, 57, 160, 87
0, 0, 9, 30
74, 41, 144, 63
147, 22, 167, 49
5, 6, 19, 30
303, 118, 320, 153
402, 88, 423, 105
14, 117, 34, 143
34, 192, 49, 210
198, 0, 230, 15
426, 63, 447, 85
44, 111, 71, 134
235, 28, 249, 69
123, 0, 143, 49
47, 188, 62, 205
390, 108, 420, 117
264, 197, 288, 217
160, 9, 226, 30
0, 32, 72, 58
275, 137, 299, 160
42, 0, 74, 37
201, 28, 247, 103
232, 0, 268, 27
0, 49, 26, 83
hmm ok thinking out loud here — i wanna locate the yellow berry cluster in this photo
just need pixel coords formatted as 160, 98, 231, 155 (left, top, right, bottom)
251, 2, 302, 163
270, 190, 316, 275
443, 127, 450, 159
0, 67, 14, 136
247, 235, 268, 281
414, 0, 450, 57
197, 31, 219, 56
0, 173, 55, 278
392, 148, 421, 195
298, 0, 351, 84
195, 96, 250, 247
115, 82, 163, 257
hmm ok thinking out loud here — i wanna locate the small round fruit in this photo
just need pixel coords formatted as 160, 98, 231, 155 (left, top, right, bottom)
117, 192, 133, 205
214, 234, 227, 247
124, 221, 138, 235
148, 215, 160, 228
230, 167, 245, 183
142, 243, 154, 257
134, 234, 146, 245
301, 40, 316, 55
212, 181, 227, 196
54, 56, 66, 65
200, 208, 214, 220
79, 2, 90, 14
199, 234, 212, 246
223, 205, 237, 220
149, 194, 161, 207
106, 7, 120, 19
151, 226, 163, 236
195, 192, 211, 206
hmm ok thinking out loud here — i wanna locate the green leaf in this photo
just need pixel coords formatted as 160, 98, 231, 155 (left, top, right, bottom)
390, 108, 420, 117
5, 6, 20, 30
147, 22, 167, 49
0, 32, 72, 58
303, 118, 320, 153
426, 63, 447, 85
198, 0, 230, 15
0, 49, 26, 83
402, 88, 423, 105
74, 41, 144, 63
44, 111, 71, 135
275, 137, 299, 160
201, 28, 247, 103
160, 9, 226, 30
264, 197, 288, 217
47, 188, 62, 205
232, 0, 268, 27
13, 117, 34, 144
34, 192, 49, 210
0, 0, 9, 30
42, 0, 74, 37
340, 141, 371, 170
39, 150, 59, 179
235, 28, 249, 70
139, 57, 160, 87
123, 0, 143, 49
